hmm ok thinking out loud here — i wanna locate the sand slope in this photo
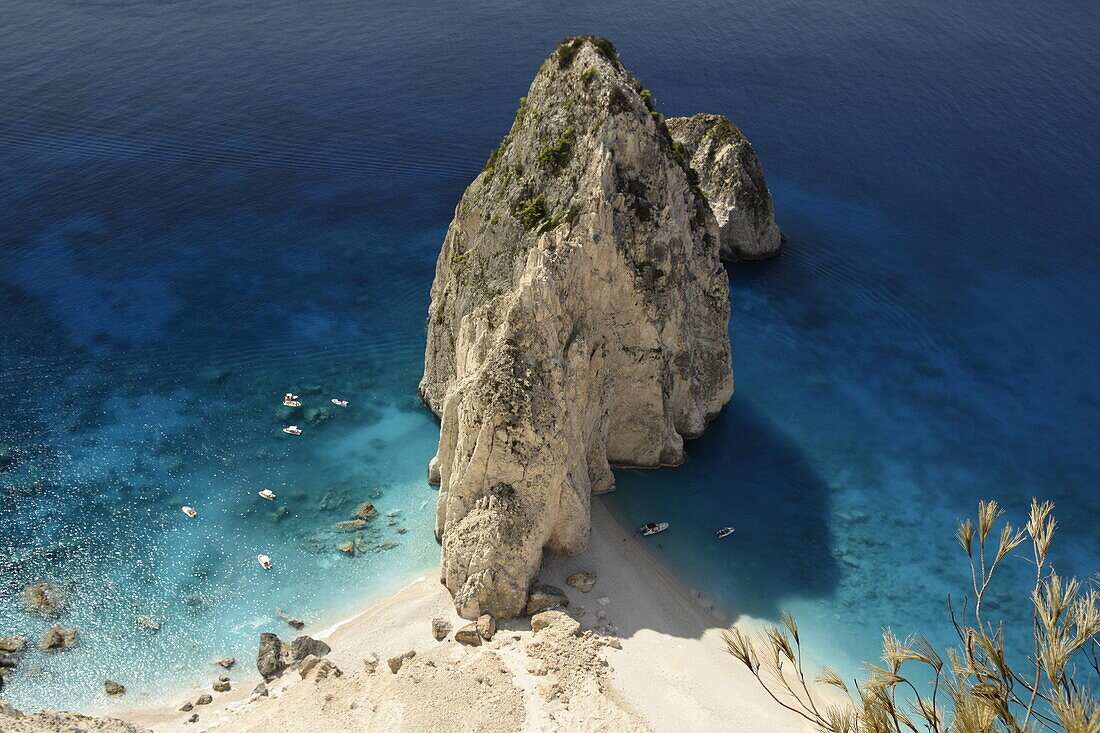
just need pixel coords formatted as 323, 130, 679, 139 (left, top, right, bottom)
103, 499, 812, 733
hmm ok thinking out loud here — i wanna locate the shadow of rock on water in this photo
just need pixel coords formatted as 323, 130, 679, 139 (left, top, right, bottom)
605, 396, 839, 624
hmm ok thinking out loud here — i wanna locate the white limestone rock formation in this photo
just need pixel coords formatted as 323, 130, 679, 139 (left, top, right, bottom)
420, 36, 740, 618
666, 113, 782, 260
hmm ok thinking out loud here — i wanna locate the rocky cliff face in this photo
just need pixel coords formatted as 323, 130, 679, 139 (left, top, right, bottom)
667, 113, 781, 260
420, 37, 770, 618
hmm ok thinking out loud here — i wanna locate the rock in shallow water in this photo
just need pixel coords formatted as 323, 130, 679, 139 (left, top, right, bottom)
256, 633, 286, 681
40, 625, 78, 651
21, 583, 67, 618
104, 680, 126, 696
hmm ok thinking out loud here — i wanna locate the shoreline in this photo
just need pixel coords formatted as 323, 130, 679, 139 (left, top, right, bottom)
98, 496, 811, 732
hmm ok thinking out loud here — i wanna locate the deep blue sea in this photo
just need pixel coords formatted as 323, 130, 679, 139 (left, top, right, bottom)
1, 0, 1098, 714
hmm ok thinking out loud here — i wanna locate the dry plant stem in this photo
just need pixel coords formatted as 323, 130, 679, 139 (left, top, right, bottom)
725, 499, 1100, 733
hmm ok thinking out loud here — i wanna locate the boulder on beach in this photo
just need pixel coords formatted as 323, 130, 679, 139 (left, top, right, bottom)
40, 625, 78, 651
257, 633, 287, 681
531, 609, 581, 637
477, 614, 496, 640
195, 694, 212, 706
565, 572, 598, 593
431, 617, 451, 641
525, 584, 569, 615
21, 583, 68, 618
290, 635, 330, 662
455, 622, 481, 646
213, 679, 230, 692
387, 650, 415, 674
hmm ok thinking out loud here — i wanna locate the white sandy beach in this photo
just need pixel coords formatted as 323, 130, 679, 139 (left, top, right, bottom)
78, 499, 814, 732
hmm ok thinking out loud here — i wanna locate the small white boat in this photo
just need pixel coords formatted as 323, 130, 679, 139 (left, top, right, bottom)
282, 400, 301, 407
257, 555, 273, 570
638, 522, 669, 536
282, 425, 302, 436
181, 506, 197, 518
258, 489, 277, 501
330, 399, 349, 407
284, 393, 299, 401
714, 527, 735, 539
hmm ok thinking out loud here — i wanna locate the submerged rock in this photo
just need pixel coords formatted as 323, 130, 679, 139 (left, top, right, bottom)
352, 502, 377, 520
666, 113, 781, 260
135, 614, 162, 633
213, 657, 236, 669
200, 367, 230, 384
420, 36, 735, 618
40, 625, 78, 651
0, 443, 18, 472
21, 583, 67, 618
333, 520, 368, 532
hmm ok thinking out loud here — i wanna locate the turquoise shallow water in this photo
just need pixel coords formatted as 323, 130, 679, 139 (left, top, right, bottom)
2, 0, 1099, 714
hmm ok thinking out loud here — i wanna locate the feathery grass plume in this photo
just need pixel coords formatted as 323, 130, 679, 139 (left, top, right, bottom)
724, 499, 1100, 732
958, 518, 975, 557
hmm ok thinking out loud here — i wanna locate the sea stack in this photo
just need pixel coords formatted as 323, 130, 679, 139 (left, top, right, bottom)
420, 36, 776, 618
666, 114, 782, 260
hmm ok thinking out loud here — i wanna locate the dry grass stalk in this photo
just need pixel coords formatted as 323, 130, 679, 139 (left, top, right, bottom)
723, 500, 1100, 732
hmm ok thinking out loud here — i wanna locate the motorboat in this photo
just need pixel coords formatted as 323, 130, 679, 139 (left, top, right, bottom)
258, 489, 277, 501
182, 506, 197, 518
257, 555, 273, 570
283, 399, 301, 407
638, 522, 668, 536
282, 425, 302, 436
331, 398, 349, 407
714, 527, 735, 539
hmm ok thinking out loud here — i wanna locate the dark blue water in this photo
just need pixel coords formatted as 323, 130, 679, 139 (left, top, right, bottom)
2, 0, 1098, 713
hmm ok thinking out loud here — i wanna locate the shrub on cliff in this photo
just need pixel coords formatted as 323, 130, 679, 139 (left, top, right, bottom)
727, 500, 1100, 732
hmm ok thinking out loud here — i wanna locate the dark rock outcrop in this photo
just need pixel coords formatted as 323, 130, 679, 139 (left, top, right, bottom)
290, 635, 331, 662
257, 633, 287, 681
